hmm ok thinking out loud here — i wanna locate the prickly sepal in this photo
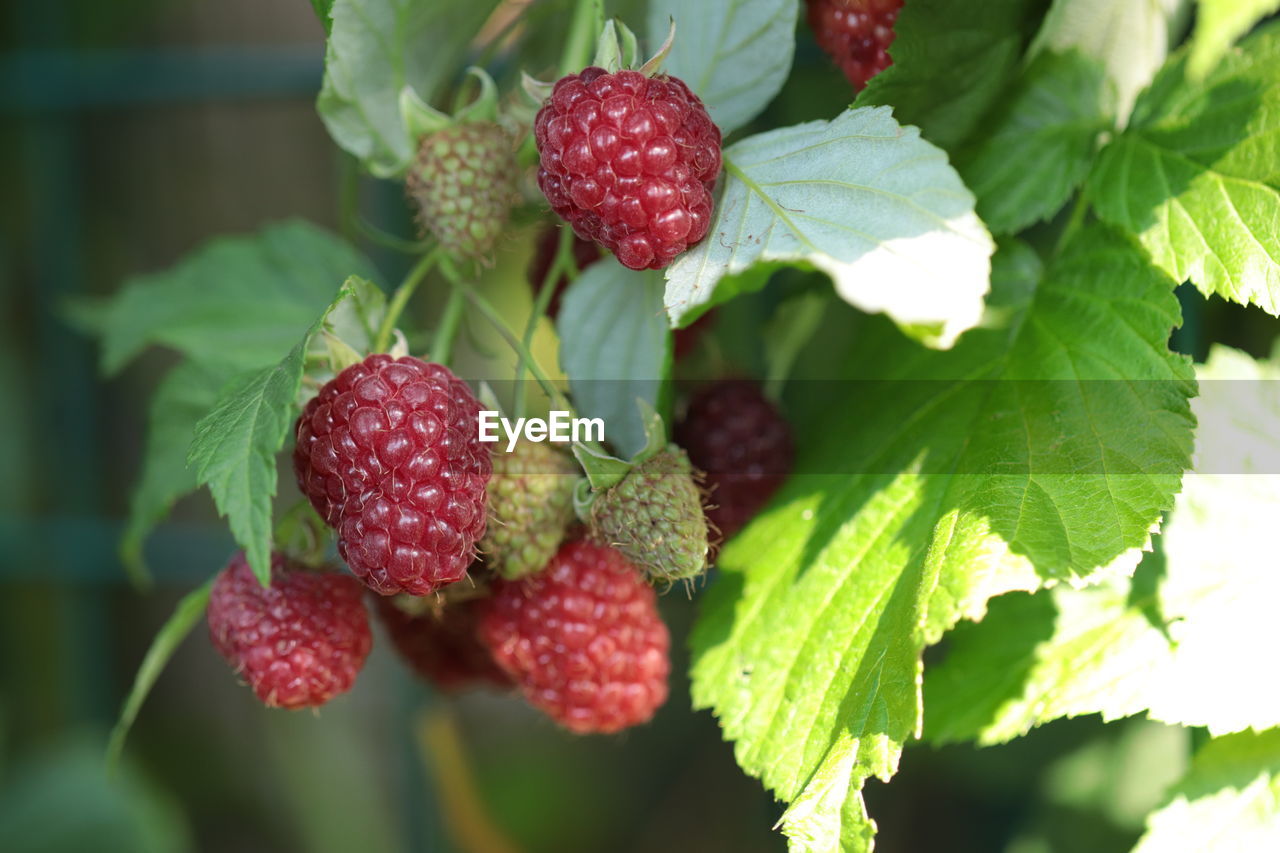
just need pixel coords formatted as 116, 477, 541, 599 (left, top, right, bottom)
482, 439, 581, 579
589, 446, 709, 582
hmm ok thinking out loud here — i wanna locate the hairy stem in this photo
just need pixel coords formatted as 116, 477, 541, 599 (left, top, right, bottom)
441, 258, 571, 413
559, 0, 605, 76
430, 286, 466, 365
514, 226, 575, 417
374, 248, 442, 353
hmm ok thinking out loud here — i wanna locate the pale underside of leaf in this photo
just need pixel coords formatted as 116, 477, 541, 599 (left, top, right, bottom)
647, 0, 796, 135
1029, 0, 1188, 122
665, 107, 994, 349
556, 261, 670, 460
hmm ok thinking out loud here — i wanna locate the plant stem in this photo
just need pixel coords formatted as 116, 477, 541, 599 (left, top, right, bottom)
441, 258, 571, 412
559, 0, 604, 76
430, 286, 466, 364
352, 216, 435, 255
514, 226, 574, 417
374, 248, 442, 353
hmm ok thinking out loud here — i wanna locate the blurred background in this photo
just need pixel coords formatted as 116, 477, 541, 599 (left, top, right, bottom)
3, 1, 1278, 851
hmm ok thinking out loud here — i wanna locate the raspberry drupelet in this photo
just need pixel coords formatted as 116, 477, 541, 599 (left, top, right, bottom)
534, 67, 722, 271
207, 552, 372, 709
293, 354, 491, 596
479, 540, 671, 733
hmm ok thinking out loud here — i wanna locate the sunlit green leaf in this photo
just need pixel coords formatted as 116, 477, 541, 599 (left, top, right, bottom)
691, 227, 1195, 852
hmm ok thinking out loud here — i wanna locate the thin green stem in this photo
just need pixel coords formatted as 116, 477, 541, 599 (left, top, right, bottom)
441, 259, 571, 412
514, 226, 575, 417
375, 248, 442, 353
559, 0, 604, 76
430, 286, 466, 364
352, 216, 435, 255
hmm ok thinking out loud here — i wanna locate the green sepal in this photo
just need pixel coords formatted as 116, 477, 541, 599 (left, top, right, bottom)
572, 476, 596, 524
400, 86, 452, 141
521, 71, 554, 106
476, 381, 504, 417
452, 67, 500, 125
322, 329, 365, 372
572, 441, 631, 491
400, 67, 500, 144
638, 18, 675, 77
629, 398, 668, 465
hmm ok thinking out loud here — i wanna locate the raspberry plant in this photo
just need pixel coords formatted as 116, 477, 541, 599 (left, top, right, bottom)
77, 0, 1280, 850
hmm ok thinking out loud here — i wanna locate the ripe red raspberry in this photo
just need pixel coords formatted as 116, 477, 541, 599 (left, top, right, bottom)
534, 67, 722, 271
673, 311, 714, 359
293, 354, 491, 596
479, 540, 670, 733
807, 0, 903, 91
207, 552, 372, 709
374, 595, 512, 691
675, 381, 793, 540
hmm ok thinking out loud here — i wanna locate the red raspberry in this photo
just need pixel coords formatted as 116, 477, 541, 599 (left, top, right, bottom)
374, 595, 512, 691
479, 540, 670, 733
675, 380, 793, 540
293, 354, 492, 596
807, 0, 903, 91
207, 552, 372, 709
673, 311, 714, 359
534, 67, 722, 271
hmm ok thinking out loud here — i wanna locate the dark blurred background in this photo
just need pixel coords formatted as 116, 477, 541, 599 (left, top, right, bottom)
2, 1, 1277, 852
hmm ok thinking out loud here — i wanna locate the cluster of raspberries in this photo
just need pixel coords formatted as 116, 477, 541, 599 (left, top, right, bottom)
208, 351, 792, 733
206, 354, 676, 733
205, 59, 803, 733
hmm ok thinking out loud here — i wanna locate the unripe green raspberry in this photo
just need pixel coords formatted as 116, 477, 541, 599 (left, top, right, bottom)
590, 447, 709, 582
481, 439, 579, 578
406, 122, 517, 258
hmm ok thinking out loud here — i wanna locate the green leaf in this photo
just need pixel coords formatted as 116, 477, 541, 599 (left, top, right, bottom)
646, 0, 797, 135
107, 576, 215, 768
1029, 0, 1189, 120
664, 107, 995, 349
957, 51, 1114, 234
557, 260, 671, 459
120, 361, 239, 586
317, 0, 503, 177
1187, 0, 1280, 78
1133, 729, 1280, 853
924, 345, 1280, 743
188, 278, 369, 585
309, 0, 335, 33
857, 0, 1044, 149
690, 226, 1195, 852
1089, 23, 1280, 315
93, 220, 378, 375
